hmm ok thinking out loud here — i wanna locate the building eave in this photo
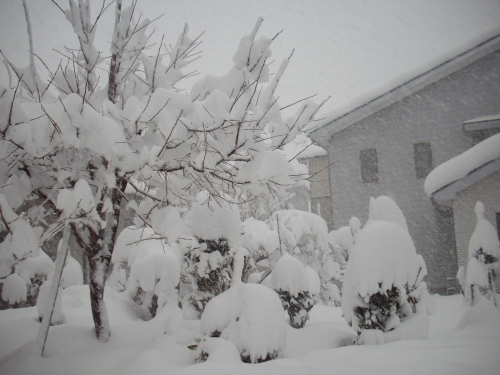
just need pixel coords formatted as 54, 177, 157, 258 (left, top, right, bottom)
430, 157, 500, 203
310, 34, 500, 143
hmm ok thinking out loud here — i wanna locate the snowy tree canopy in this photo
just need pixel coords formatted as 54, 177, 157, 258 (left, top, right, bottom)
0, 0, 322, 341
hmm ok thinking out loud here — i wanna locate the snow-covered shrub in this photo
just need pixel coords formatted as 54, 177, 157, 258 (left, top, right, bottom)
460, 202, 499, 306
341, 196, 430, 341
126, 240, 180, 320
329, 224, 353, 263
183, 194, 241, 318
271, 209, 342, 305
61, 255, 83, 289
270, 253, 314, 328
327, 222, 357, 305
36, 280, 65, 325
2, 273, 27, 307
305, 265, 321, 303
199, 249, 286, 363
240, 218, 280, 277
0, 195, 53, 308
110, 226, 156, 291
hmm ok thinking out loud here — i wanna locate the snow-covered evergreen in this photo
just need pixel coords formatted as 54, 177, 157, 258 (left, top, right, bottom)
341, 196, 431, 343
270, 252, 315, 328
459, 202, 499, 306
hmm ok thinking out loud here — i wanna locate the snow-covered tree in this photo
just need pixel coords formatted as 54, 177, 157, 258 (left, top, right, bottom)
341, 196, 431, 342
0, 1, 321, 340
458, 202, 499, 306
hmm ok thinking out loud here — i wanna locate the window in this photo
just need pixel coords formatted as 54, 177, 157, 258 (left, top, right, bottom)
360, 149, 379, 183
414, 142, 433, 178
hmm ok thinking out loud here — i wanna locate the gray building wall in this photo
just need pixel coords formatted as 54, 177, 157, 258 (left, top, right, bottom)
323, 49, 500, 294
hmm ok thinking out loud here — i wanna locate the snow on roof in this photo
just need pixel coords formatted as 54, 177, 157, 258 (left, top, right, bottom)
463, 113, 500, 132
282, 133, 327, 160
1, 1, 500, 120
464, 114, 500, 124
424, 133, 500, 196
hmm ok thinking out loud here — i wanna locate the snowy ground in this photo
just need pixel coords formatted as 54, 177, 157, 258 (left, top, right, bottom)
0, 286, 499, 375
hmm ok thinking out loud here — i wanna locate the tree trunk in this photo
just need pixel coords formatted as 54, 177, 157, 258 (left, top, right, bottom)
88, 253, 111, 342
88, 184, 126, 341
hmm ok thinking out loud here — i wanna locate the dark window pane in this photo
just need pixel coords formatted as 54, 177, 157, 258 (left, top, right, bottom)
414, 142, 433, 178
360, 149, 379, 183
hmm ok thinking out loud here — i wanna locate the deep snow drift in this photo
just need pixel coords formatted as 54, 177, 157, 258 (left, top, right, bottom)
0, 285, 499, 375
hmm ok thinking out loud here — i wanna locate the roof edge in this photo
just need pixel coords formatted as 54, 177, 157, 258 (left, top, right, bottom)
430, 157, 500, 202
310, 33, 500, 142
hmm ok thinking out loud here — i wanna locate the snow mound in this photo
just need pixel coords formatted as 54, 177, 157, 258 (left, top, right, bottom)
359, 313, 430, 345
127, 243, 180, 298
2, 273, 27, 305
270, 253, 310, 296
201, 282, 286, 363
329, 226, 354, 255
36, 280, 64, 325
188, 193, 241, 246
456, 295, 500, 337
365, 196, 408, 232
240, 218, 279, 257
342, 220, 419, 304
196, 337, 242, 363
61, 256, 83, 289
22, 248, 55, 279
112, 226, 156, 265
305, 266, 321, 296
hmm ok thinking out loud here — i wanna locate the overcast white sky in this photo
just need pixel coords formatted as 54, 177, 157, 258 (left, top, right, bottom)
1, 0, 500, 119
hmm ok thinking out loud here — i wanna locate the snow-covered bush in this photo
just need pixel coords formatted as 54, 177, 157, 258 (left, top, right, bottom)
126, 239, 180, 320
240, 217, 280, 277
109, 226, 157, 291
2, 273, 27, 307
459, 202, 499, 306
341, 196, 430, 342
0, 0, 321, 340
182, 194, 241, 318
0, 195, 55, 308
270, 253, 314, 328
271, 209, 342, 305
199, 249, 286, 363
